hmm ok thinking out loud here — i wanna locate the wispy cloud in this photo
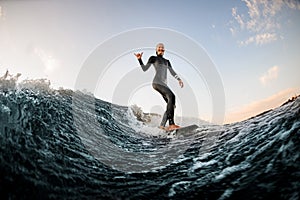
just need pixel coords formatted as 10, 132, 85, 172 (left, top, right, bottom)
259, 66, 279, 86
230, 0, 300, 46
285, 0, 300, 10
232, 7, 245, 30
255, 33, 277, 45
34, 47, 60, 73
240, 33, 277, 45
0, 6, 2, 18
225, 87, 299, 123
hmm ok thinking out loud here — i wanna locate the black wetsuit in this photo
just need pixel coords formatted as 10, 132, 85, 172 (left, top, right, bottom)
138, 55, 181, 126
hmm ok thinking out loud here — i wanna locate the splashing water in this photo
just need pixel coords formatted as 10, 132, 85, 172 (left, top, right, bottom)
0, 72, 299, 199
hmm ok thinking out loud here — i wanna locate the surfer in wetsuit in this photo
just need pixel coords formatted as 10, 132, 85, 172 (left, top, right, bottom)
134, 43, 184, 131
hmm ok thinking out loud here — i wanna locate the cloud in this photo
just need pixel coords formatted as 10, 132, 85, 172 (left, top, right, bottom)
285, 0, 300, 10
255, 33, 277, 45
0, 6, 2, 18
34, 47, 60, 73
240, 33, 277, 46
229, 27, 236, 36
232, 7, 245, 29
225, 87, 299, 124
230, 0, 300, 46
259, 66, 279, 86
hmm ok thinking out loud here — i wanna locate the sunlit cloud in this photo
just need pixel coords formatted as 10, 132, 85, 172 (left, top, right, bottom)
255, 33, 277, 45
232, 7, 245, 29
240, 33, 277, 46
229, 27, 236, 36
259, 66, 279, 86
34, 47, 60, 73
230, 0, 300, 46
225, 88, 299, 124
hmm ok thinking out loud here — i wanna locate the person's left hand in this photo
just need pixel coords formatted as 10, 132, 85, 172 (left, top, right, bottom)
179, 80, 184, 88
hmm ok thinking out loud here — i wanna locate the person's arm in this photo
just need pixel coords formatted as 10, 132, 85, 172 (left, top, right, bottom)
134, 52, 155, 72
167, 60, 184, 88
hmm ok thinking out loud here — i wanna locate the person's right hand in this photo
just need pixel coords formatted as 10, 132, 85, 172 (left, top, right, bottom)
134, 52, 143, 59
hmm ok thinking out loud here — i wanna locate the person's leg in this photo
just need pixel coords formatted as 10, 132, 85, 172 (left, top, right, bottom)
159, 94, 168, 128
152, 83, 176, 126
160, 111, 168, 127
165, 92, 175, 125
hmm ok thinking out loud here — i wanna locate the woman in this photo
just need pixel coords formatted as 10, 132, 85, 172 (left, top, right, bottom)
134, 43, 184, 131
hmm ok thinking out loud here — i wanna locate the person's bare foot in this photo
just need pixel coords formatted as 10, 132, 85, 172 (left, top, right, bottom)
167, 124, 181, 131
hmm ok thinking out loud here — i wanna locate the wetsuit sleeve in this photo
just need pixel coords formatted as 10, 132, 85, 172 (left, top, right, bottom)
167, 60, 181, 81
138, 56, 155, 72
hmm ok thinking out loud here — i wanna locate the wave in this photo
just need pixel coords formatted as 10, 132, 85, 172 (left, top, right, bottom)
0, 72, 299, 199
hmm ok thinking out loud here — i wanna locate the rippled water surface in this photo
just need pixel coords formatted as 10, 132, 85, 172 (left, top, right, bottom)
0, 84, 299, 199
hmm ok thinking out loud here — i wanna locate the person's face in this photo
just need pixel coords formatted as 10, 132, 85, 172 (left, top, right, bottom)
156, 44, 165, 55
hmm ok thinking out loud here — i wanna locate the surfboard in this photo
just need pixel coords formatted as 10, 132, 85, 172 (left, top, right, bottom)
166, 124, 199, 136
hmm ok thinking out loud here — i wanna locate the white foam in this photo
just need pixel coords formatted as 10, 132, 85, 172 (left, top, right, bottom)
218, 188, 234, 200
0, 104, 10, 113
169, 181, 192, 197
214, 161, 250, 181
128, 104, 210, 138
18, 78, 51, 92
191, 159, 218, 171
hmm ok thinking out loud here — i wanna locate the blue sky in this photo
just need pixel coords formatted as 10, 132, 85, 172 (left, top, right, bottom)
0, 0, 299, 124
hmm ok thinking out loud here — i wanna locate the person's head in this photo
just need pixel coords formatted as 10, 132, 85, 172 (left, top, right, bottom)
156, 43, 165, 56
